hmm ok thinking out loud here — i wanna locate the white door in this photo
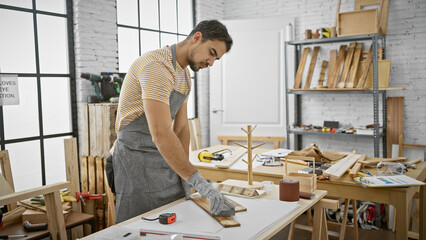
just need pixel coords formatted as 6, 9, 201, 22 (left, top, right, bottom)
210, 18, 294, 147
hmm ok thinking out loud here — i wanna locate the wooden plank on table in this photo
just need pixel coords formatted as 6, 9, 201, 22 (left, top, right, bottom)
80, 156, 89, 193
328, 45, 347, 88
387, 97, 404, 158
323, 153, 363, 179
317, 61, 328, 88
215, 148, 247, 169
356, 46, 373, 88
304, 46, 320, 89
190, 195, 240, 228
347, 43, 363, 88
338, 43, 356, 88
64, 138, 84, 239
293, 48, 310, 89
348, 162, 362, 177
88, 156, 96, 194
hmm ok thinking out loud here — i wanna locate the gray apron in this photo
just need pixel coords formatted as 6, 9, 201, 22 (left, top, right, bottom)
112, 44, 190, 223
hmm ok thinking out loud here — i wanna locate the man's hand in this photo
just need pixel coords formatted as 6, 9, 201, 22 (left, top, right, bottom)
187, 172, 235, 216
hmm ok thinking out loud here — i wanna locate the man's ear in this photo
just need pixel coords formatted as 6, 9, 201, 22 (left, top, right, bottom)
192, 32, 203, 43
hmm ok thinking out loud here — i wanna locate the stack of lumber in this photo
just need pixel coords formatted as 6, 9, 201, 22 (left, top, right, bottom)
80, 156, 108, 231
291, 44, 390, 91
82, 103, 118, 158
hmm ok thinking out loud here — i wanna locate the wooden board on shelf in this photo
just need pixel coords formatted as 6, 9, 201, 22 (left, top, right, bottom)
361, 60, 391, 88
317, 61, 328, 88
337, 9, 378, 37
346, 43, 363, 88
190, 195, 241, 228
356, 47, 373, 88
304, 46, 320, 89
338, 43, 356, 88
354, 0, 389, 35
325, 50, 337, 88
387, 97, 404, 158
328, 45, 347, 88
293, 48, 311, 89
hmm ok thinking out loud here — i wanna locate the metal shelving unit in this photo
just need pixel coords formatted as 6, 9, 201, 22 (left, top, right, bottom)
284, 33, 387, 157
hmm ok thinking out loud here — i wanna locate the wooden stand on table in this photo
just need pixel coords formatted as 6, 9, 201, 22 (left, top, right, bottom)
232, 125, 265, 189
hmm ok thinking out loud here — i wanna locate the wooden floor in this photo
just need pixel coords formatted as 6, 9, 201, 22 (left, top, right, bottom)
293, 213, 396, 240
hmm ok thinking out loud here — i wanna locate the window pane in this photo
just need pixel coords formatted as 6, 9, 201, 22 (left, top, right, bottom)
3, 77, 39, 139
178, 0, 193, 34
160, 0, 176, 32
0, 9, 36, 73
6, 140, 42, 192
160, 33, 178, 48
41, 77, 72, 135
36, 0, 66, 14
44, 136, 70, 185
0, 0, 31, 8
117, 0, 138, 27
118, 28, 139, 73
140, 0, 159, 30
140, 30, 159, 54
37, 15, 69, 74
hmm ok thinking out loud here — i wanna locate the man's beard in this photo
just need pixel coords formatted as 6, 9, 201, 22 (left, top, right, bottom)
189, 59, 199, 72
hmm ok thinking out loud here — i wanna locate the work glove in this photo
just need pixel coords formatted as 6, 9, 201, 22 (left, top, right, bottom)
180, 177, 192, 200
187, 171, 235, 216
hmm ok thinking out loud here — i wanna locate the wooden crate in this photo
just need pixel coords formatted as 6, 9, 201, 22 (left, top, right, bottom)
82, 103, 118, 158
338, 9, 378, 37
355, 60, 390, 88
282, 172, 316, 194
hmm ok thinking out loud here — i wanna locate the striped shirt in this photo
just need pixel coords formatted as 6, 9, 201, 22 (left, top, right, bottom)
115, 45, 191, 133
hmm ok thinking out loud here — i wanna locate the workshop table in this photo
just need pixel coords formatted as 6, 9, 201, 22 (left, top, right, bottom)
189, 145, 426, 240
80, 181, 327, 240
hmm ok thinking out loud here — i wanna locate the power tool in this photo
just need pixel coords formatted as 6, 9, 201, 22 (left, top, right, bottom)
80, 72, 124, 103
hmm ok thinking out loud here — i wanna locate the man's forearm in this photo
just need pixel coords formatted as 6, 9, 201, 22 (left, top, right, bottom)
175, 125, 190, 158
153, 128, 197, 180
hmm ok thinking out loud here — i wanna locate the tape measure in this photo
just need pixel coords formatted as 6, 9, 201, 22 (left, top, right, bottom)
141, 213, 176, 224
197, 149, 231, 163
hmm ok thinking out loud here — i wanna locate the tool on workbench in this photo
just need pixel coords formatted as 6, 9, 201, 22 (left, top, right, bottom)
0, 234, 28, 239
141, 213, 176, 225
197, 149, 231, 163
140, 228, 220, 240
30, 191, 76, 205
23, 221, 48, 232
376, 161, 407, 175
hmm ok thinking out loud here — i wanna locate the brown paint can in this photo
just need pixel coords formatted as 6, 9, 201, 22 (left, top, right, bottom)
279, 179, 300, 202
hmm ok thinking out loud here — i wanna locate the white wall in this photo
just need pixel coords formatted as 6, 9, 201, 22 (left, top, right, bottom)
196, 0, 426, 156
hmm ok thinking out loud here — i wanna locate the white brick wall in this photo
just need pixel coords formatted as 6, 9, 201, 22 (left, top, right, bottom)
196, 0, 426, 156
73, 0, 118, 152
195, 0, 225, 147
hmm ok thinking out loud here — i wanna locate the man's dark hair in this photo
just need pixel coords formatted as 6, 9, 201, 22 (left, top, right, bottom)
187, 20, 233, 52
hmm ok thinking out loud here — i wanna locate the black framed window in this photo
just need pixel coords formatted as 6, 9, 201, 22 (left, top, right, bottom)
0, 0, 77, 191
116, 0, 197, 118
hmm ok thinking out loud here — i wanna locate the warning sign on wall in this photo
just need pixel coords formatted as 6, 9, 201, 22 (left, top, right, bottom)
0, 74, 19, 106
